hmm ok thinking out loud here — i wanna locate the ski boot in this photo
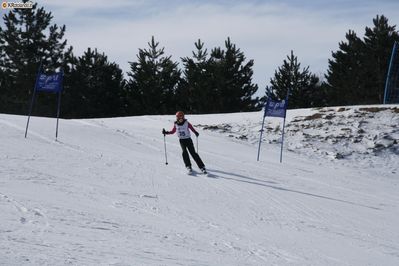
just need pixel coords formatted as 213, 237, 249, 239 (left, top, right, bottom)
200, 167, 208, 175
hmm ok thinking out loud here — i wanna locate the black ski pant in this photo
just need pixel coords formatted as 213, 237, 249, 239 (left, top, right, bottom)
179, 138, 205, 169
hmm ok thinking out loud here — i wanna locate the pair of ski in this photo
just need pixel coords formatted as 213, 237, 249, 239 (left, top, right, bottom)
187, 167, 209, 177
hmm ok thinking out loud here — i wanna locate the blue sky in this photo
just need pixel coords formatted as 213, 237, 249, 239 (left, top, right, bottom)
2, 0, 399, 93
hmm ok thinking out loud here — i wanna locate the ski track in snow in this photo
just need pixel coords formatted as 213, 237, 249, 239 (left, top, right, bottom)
1, 107, 399, 265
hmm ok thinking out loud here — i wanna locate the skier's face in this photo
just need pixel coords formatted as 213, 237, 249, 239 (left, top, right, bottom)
177, 115, 184, 122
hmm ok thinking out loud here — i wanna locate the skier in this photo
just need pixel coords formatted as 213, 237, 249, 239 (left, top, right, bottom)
162, 111, 207, 174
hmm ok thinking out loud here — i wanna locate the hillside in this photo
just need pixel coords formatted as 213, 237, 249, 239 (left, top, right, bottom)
0, 105, 398, 265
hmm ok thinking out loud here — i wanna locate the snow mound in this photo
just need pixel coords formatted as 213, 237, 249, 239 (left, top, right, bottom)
196, 105, 399, 172
285, 106, 399, 158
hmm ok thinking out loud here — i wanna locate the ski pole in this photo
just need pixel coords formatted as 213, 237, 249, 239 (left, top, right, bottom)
163, 134, 168, 165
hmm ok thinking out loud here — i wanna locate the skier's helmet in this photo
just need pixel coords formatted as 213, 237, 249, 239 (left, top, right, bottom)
176, 111, 185, 119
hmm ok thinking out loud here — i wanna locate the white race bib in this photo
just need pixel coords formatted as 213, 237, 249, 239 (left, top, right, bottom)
176, 121, 191, 139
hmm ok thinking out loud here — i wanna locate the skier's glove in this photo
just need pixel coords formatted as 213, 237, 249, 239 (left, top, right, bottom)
162, 128, 167, 135
194, 131, 199, 137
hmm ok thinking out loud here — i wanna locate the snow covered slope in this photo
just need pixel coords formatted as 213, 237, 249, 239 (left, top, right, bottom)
0, 106, 398, 265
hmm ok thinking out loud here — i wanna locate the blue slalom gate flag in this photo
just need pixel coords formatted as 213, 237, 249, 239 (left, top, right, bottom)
264, 99, 287, 118
35, 72, 63, 93
258, 98, 289, 163
25, 67, 64, 140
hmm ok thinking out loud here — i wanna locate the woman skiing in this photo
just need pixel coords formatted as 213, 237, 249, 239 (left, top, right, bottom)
162, 111, 207, 174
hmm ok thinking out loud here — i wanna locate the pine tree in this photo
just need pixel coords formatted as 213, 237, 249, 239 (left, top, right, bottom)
62, 48, 125, 118
325, 31, 365, 105
126, 36, 181, 115
180, 39, 211, 113
326, 15, 399, 105
208, 37, 259, 113
0, 2, 72, 115
180, 38, 259, 113
363, 15, 399, 103
265, 51, 322, 109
